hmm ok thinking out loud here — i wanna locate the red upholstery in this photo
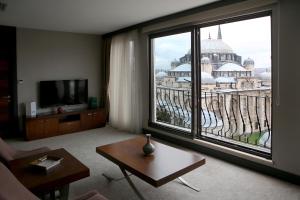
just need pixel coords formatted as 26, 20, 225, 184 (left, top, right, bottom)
0, 137, 50, 165
0, 162, 39, 200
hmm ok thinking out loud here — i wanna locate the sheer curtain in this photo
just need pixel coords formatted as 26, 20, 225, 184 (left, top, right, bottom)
108, 30, 143, 133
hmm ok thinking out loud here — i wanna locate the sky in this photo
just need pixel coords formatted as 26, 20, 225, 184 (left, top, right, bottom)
153, 16, 271, 70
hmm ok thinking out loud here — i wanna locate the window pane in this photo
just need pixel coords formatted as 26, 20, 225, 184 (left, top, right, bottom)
152, 32, 192, 131
198, 16, 272, 154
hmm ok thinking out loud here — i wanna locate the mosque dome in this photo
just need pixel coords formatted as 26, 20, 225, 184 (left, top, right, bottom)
170, 63, 191, 72
156, 71, 167, 77
201, 39, 233, 54
201, 72, 216, 84
218, 63, 246, 71
243, 58, 255, 66
201, 57, 210, 64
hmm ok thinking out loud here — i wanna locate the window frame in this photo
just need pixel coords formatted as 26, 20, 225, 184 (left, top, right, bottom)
148, 9, 275, 159
148, 27, 195, 139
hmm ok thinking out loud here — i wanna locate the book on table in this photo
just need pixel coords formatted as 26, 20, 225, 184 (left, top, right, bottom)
30, 155, 63, 173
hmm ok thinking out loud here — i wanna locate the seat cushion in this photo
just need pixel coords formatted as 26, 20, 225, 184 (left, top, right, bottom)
0, 137, 17, 163
73, 190, 108, 200
0, 162, 39, 200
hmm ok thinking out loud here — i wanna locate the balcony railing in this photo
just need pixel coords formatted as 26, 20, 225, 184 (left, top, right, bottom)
155, 86, 271, 153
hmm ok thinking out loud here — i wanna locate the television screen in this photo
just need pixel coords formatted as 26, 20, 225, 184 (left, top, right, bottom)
39, 79, 88, 108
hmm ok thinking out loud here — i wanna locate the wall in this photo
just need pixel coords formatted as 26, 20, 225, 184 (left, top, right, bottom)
141, 0, 300, 176
271, 0, 300, 176
17, 28, 102, 115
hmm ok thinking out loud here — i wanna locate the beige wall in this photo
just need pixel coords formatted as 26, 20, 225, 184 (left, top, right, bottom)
142, 0, 300, 176
17, 28, 102, 114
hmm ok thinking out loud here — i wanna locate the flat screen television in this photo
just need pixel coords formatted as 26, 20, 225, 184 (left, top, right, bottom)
39, 79, 88, 108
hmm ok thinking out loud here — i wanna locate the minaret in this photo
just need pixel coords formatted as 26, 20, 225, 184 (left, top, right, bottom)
217, 25, 222, 40
208, 32, 211, 39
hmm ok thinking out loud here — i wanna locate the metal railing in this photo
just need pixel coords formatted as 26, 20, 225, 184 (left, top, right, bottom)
155, 86, 272, 153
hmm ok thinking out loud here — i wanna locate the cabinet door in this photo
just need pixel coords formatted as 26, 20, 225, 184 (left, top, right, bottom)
93, 110, 106, 128
44, 118, 59, 137
26, 119, 44, 140
81, 112, 93, 130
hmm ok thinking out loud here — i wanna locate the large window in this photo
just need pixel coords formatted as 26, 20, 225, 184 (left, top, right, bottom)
150, 13, 272, 158
151, 31, 193, 134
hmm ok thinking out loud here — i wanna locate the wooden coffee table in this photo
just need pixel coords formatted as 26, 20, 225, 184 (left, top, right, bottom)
9, 148, 90, 200
96, 136, 205, 200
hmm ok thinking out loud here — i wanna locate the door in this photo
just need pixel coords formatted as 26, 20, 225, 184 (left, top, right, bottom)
0, 26, 17, 137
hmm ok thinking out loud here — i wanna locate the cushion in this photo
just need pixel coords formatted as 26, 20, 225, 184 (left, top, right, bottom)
0, 137, 17, 163
0, 162, 39, 200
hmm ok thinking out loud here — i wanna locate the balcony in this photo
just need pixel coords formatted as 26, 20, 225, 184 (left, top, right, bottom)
155, 86, 271, 154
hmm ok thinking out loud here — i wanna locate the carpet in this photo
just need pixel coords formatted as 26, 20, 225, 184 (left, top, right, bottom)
6, 126, 300, 200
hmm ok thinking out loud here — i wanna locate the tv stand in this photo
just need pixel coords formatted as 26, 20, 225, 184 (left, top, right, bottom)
25, 108, 106, 140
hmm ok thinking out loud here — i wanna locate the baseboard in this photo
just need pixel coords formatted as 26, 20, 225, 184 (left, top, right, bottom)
143, 128, 300, 185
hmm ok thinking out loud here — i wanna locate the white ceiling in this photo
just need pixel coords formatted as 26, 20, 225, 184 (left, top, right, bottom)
0, 0, 218, 35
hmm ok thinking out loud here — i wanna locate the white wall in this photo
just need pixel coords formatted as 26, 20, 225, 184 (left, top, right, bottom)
17, 28, 102, 114
141, 0, 300, 176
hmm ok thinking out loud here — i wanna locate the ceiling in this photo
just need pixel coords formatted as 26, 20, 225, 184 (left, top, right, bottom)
0, 0, 219, 35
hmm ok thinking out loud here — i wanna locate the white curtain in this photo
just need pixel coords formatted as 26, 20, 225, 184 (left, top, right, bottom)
108, 30, 143, 133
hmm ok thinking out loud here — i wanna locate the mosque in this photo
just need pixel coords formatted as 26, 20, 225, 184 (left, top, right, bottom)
155, 25, 272, 150
158, 25, 271, 90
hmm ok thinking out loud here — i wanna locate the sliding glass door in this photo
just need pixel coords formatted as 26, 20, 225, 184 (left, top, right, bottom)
150, 30, 194, 136
197, 16, 272, 156
149, 13, 272, 158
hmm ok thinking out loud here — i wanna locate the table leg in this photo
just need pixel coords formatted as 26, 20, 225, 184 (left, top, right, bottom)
102, 172, 133, 182
119, 167, 146, 200
177, 177, 200, 192
59, 184, 70, 200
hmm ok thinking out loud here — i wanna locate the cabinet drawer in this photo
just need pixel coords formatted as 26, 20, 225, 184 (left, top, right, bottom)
59, 121, 81, 134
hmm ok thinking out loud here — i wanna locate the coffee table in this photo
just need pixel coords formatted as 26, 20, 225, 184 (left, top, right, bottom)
96, 136, 205, 200
9, 148, 90, 200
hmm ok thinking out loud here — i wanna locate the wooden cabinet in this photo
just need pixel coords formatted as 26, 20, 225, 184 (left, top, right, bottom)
44, 118, 59, 136
25, 108, 106, 140
81, 110, 106, 130
26, 119, 44, 140
26, 118, 58, 140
